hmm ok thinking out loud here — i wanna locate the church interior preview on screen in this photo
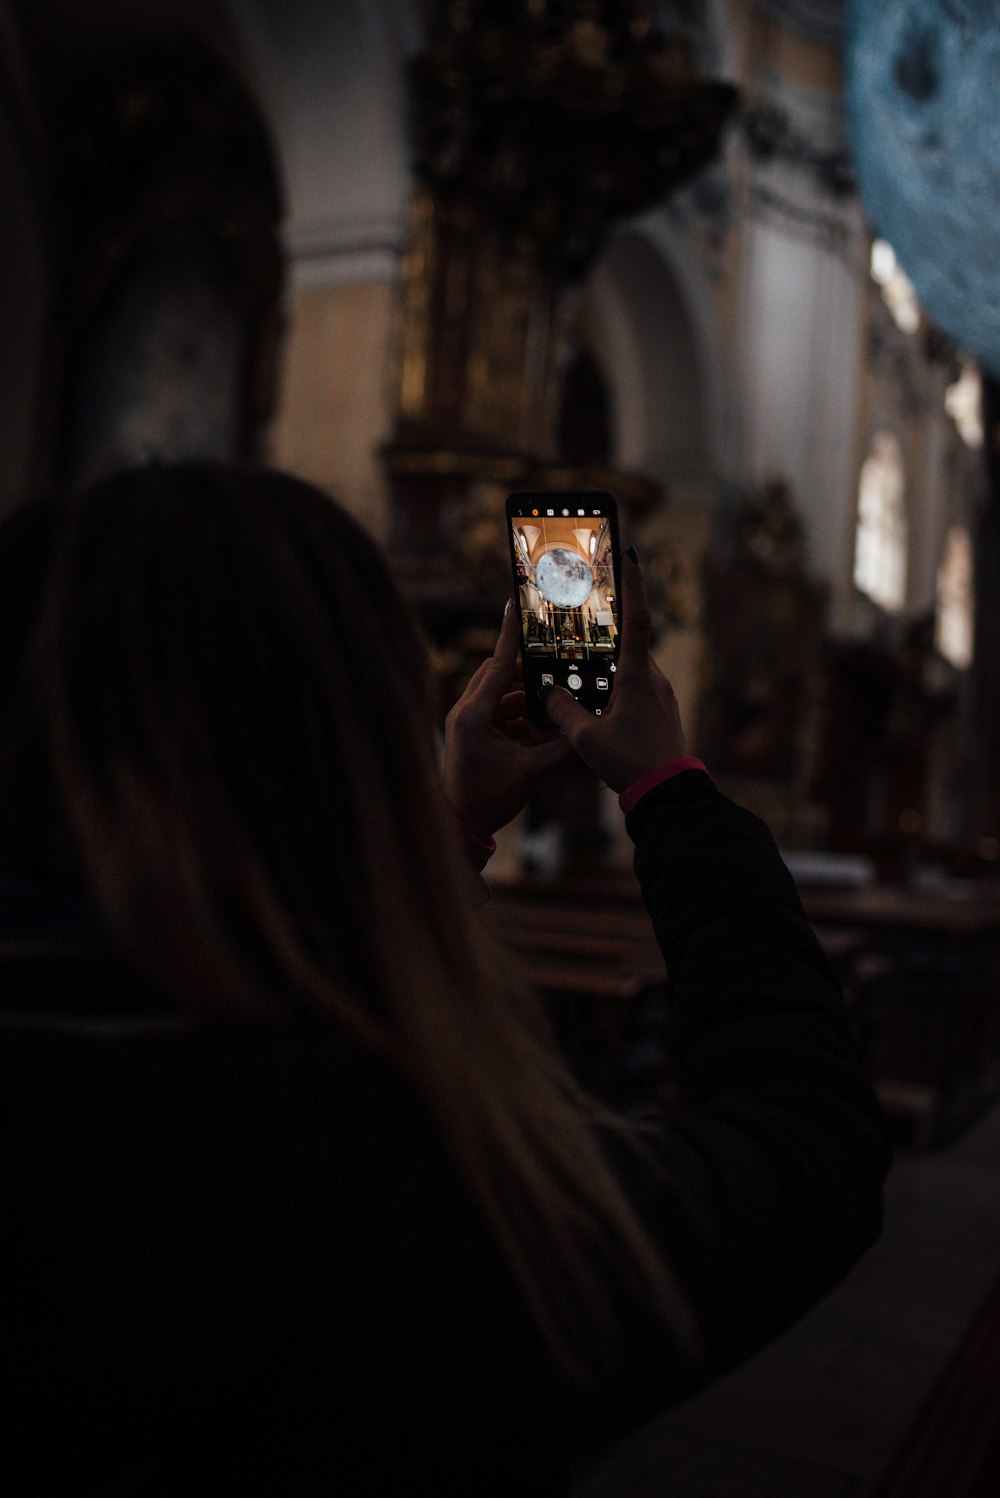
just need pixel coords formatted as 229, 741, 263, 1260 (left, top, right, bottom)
510, 513, 619, 662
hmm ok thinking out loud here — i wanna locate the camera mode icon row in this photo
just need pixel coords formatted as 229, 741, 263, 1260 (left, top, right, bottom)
540, 673, 610, 691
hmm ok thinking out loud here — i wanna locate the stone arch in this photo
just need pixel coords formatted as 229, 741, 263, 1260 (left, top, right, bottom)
579, 221, 727, 504
575, 217, 728, 768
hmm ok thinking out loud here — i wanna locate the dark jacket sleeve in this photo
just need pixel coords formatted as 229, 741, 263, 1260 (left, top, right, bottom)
602, 768, 892, 1394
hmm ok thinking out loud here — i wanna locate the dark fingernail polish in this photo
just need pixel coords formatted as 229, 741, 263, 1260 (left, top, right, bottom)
537, 684, 553, 705
626, 544, 639, 564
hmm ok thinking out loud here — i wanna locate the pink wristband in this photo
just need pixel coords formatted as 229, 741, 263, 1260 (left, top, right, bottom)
618, 757, 709, 815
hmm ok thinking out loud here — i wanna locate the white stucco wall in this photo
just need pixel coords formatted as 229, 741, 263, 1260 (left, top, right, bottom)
736, 70, 867, 611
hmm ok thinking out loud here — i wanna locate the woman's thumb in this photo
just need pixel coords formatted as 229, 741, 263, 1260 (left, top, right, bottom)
538, 684, 590, 742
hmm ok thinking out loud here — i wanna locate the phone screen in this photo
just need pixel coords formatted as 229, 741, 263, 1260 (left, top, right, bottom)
506, 491, 622, 724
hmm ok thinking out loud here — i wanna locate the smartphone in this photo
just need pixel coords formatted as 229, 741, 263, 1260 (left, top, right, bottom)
505, 490, 622, 726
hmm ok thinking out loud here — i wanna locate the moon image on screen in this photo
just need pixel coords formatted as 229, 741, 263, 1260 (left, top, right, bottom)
536, 548, 593, 609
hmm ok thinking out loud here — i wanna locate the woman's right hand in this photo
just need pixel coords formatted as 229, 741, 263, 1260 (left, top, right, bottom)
539, 550, 688, 793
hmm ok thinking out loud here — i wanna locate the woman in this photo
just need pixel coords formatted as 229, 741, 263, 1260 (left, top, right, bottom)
0, 462, 889, 1496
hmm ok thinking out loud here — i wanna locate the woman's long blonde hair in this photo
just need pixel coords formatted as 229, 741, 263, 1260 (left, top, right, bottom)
0, 462, 698, 1377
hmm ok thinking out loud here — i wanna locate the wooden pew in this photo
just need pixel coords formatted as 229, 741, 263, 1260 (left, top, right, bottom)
485, 880, 672, 1108
486, 870, 1000, 1147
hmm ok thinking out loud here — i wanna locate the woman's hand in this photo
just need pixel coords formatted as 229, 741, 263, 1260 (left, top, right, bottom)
538, 551, 687, 792
443, 603, 574, 842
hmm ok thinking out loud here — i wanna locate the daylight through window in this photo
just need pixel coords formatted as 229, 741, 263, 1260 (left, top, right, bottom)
854, 431, 907, 612
936, 525, 974, 669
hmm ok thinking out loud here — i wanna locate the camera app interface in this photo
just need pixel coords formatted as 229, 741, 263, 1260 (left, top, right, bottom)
508, 499, 620, 717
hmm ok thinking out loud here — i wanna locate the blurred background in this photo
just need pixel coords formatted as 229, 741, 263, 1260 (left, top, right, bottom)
3, 4, 1000, 1488
3, 0, 997, 875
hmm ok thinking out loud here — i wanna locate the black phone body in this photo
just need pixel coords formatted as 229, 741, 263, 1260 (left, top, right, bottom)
506, 491, 622, 726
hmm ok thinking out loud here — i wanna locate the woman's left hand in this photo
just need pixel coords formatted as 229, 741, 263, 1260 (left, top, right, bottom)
443, 603, 574, 842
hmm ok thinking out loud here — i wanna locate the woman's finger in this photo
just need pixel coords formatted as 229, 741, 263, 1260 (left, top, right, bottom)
460, 604, 521, 720
617, 548, 653, 680
497, 689, 527, 722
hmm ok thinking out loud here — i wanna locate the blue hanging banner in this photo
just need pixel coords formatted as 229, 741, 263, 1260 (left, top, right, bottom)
845, 0, 1000, 374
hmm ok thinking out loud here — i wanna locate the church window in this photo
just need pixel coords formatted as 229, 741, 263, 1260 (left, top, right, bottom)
854, 431, 908, 611
944, 361, 984, 448
935, 525, 974, 669
870, 238, 920, 334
